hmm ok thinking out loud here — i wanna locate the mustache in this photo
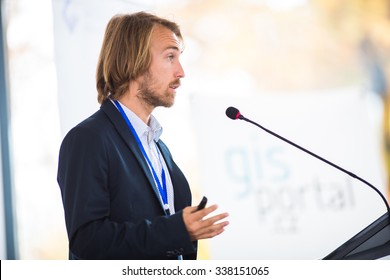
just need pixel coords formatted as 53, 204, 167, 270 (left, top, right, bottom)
169, 79, 181, 88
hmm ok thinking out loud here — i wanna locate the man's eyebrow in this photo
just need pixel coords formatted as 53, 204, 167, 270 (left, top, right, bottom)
163, 46, 183, 53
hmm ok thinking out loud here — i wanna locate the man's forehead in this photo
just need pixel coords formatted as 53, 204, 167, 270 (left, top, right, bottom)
151, 25, 183, 52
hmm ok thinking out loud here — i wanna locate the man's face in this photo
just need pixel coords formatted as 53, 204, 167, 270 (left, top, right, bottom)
137, 25, 185, 108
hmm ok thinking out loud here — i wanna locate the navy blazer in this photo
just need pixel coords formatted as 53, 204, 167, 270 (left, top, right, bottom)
57, 99, 197, 259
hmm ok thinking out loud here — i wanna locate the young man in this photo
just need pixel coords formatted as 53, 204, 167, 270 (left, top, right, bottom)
57, 12, 229, 260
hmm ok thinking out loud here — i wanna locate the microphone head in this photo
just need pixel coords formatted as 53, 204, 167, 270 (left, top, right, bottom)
226, 106, 242, 120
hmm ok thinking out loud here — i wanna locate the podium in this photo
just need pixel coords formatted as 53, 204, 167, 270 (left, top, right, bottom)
323, 212, 390, 259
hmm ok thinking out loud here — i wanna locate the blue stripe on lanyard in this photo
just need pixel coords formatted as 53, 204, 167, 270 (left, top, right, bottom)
113, 100, 169, 215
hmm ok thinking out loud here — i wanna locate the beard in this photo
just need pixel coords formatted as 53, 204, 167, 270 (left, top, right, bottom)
137, 71, 180, 108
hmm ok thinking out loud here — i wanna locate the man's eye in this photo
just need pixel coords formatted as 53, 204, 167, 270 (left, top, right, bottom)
168, 55, 174, 61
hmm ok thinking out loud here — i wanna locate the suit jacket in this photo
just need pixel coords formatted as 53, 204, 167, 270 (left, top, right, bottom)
57, 99, 197, 260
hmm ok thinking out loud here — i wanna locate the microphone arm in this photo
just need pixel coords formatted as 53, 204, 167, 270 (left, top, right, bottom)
230, 109, 390, 217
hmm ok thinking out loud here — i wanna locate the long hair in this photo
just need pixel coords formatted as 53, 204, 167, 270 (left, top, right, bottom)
96, 12, 182, 104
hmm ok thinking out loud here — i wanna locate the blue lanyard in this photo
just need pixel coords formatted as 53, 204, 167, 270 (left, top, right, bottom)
114, 100, 169, 214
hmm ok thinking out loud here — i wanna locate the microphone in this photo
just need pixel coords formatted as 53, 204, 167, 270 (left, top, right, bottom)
225, 106, 390, 216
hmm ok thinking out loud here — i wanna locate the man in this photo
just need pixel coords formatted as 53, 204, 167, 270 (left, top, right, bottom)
57, 12, 229, 260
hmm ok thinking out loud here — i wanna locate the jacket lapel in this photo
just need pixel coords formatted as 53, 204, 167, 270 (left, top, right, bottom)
100, 99, 166, 212
157, 140, 186, 211
156, 141, 174, 172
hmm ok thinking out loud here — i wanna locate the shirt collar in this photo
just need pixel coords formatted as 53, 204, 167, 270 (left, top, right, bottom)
112, 99, 163, 144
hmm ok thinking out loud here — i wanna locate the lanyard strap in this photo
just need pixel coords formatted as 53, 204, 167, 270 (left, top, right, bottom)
114, 100, 169, 214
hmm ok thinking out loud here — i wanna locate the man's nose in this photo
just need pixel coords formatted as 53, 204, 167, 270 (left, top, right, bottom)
176, 62, 185, 78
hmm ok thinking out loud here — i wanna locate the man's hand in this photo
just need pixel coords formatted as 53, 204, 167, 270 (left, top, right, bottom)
182, 204, 229, 241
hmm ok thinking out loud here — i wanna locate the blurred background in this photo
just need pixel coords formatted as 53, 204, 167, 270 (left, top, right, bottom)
1, 0, 390, 259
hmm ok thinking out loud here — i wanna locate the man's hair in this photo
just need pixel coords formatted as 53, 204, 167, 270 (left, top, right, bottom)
96, 12, 182, 104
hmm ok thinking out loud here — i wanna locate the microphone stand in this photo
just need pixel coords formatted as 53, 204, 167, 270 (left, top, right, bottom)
229, 109, 390, 259
238, 114, 390, 217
